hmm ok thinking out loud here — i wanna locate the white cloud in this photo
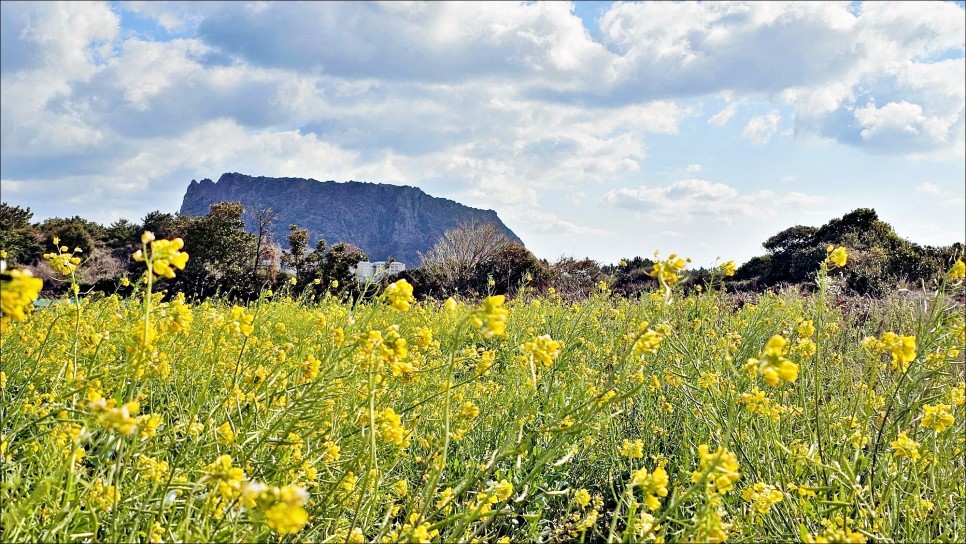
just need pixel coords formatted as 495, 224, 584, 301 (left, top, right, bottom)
0, 2, 119, 156
123, 1, 204, 33
567, 191, 587, 206
916, 182, 941, 194
707, 103, 737, 126
509, 209, 612, 237
601, 178, 826, 221
107, 38, 211, 110
741, 111, 782, 145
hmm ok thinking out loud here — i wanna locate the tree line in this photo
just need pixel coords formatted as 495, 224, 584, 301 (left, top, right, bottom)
1, 202, 962, 302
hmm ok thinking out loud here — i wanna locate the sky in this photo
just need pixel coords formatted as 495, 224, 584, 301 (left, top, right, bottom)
1, 1, 964, 268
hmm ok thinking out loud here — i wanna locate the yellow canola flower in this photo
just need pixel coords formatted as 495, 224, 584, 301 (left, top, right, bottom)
574, 488, 592, 508
720, 260, 736, 277
881, 332, 917, 373
459, 401, 480, 420
947, 259, 965, 280
889, 431, 921, 461
805, 526, 867, 543
950, 381, 965, 407
743, 335, 799, 387
629, 464, 670, 511
620, 439, 645, 459
414, 326, 433, 349
692, 444, 740, 495
205, 454, 246, 499
741, 482, 783, 514
648, 253, 687, 285
631, 322, 664, 357
920, 403, 955, 433
492, 479, 514, 502
796, 319, 815, 339
522, 334, 563, 367
826, 245, 848, 268
86, 478, 120, 512
89, 398, 140, 435
228, 306, 255, 337
1, 268, 43, 321
263, 485, 310, 535
471, 295, 509, 339
383, 279, 415, 311
216, 421, 235, 445
134, 234, 189, 279
373, 407, 410, 448
739, 387, 782, 420
44, 245, 82, 276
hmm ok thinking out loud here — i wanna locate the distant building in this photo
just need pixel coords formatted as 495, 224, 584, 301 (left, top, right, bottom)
353, 261, 405, 283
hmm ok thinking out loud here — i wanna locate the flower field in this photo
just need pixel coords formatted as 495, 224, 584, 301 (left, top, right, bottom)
1, 237, 964, 543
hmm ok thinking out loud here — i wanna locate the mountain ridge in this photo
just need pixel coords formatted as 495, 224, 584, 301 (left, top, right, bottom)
179, 173, 523, 266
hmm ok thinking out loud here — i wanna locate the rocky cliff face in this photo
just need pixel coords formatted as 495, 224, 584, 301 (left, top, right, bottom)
179, 173, 524, 266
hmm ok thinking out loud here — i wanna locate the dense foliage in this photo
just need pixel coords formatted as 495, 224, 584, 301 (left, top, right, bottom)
2, 203, 961, 305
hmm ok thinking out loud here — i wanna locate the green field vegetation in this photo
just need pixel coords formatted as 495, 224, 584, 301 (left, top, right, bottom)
1, 238, 965, 543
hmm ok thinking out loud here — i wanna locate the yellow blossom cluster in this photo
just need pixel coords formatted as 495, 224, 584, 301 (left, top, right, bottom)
947, 259, 965, 280
826, 246, 848, 268
133, 232, 189, 279
44, 239, 82, 276
0, 268, 43, 322
88, 398, 140, 436
522, 334, 563, 367
739, 387, 783, 420
620, 439, 645, 458
890, 431, 921, 461
692, 444, 741, 495
741, 482, 784, 514
920, 403, 955, 433
470, 295, 509, 338
631, 322, 664, 357
629, 464, 670, 511
647, 253, 687, 285
205, 454, 247, 500
242, 482, 310, 535
950, 381, 965, 406
383, 279, 415, 311
862, 332, 917, 373
86, 478, 120, 511
228, 306, 255, 337
136, 454, 171, 483
743, 335, 799, 386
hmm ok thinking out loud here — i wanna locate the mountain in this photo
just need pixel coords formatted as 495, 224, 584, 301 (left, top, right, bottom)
179, 173, 524, 266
